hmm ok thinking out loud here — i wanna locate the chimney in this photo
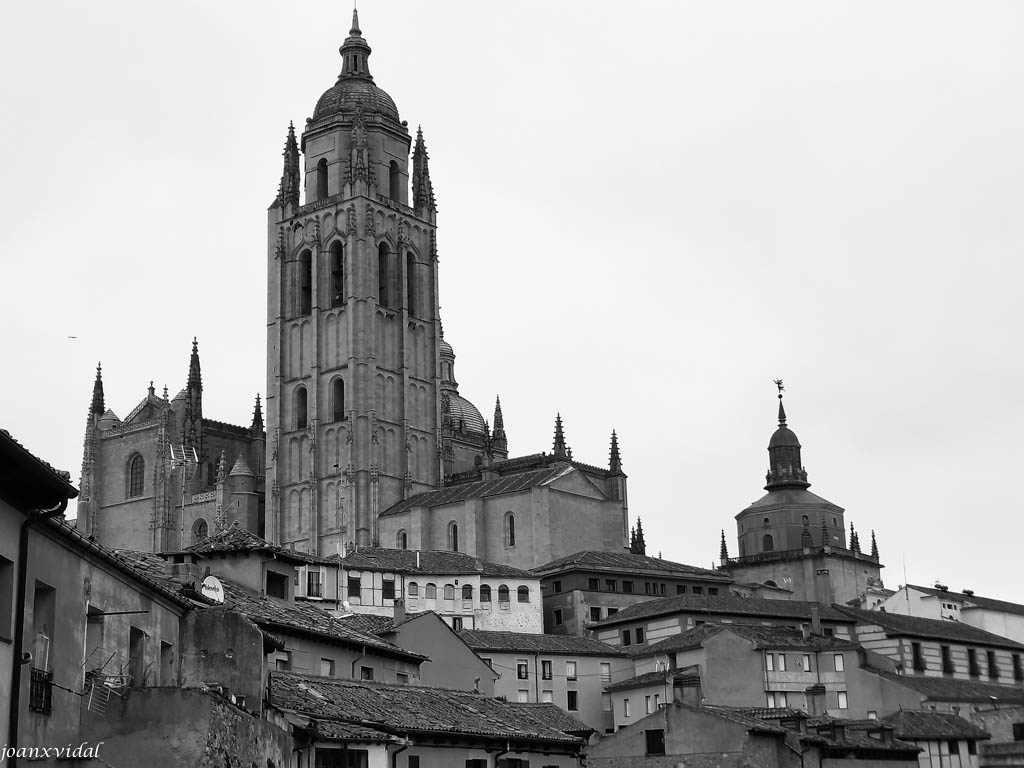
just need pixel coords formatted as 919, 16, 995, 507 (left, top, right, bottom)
810, 604, 822, 636
801, 623, 811, 641
394, 598, 406, 625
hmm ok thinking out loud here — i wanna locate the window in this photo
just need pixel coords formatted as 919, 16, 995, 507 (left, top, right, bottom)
968, 740, 977, 756
320, 658, 335, 676
623, 580, 634, 594
451, 617, 463, 631
299, 250, 312, 315
382, 578, 395, 601
266, 571, 288, 598
622, 629, 632, 646
505, 512, 516, 547
541, 660, 553, 680
766, 653, 775, 671
623, 698, 631, 717
912, 642, 927, 671
645, 695, 653, 714
676, 585, 687, 595
941, 645, 953, 674
968, 649, 980, 677
605, 579, 617, 592
588, 578, 600, 591
295, 386, 308, 430
276, 652, 291, 671
191, 517, 208, 544
1014, 723, 1024, 741
397, 530, 408, 549
645, 729, 666, 755
517, 661, 529, 679
480, 585, 491, 602
332, 378, 346, 421
444, 584, 455, 601
517, 586, 530, 603
127, 453, 145, 498
762, 533, 774, 552
378, 242, 391, 308
330, 241, 345, 307
347, 575, 361, 599
128, 625, 146, 686
948, 740, 960, 755
566, 661, 577, 681
498, 585, 510, 603
160, 642, 174, 686
600, 662, 611, 682
607, 608, 618, 616
316, 158, 329, 200
29, 667, 53, 714
867, 711, 878, 720
553, 609, 563, 625
659, 583, 666, 595
602, 693, 612, 711
462, 584, 473, 601
567, 690, 579, 711
389, 160, 400, 200
407, 581, 419, 597
448, 522, 459, 552
837, 691, 849, 710
834, 653, 845, 672
802, 654, 812, 672
425, 583, 437, 599
708, 587, 719, 596
589, 607, 601, 622
692, 585, 703, 595
988, 650, 1000, 679
406, 253, 416, 315
777, 653, 786, 671
635, 628, 645, 644
360, 666, 374, 681
552, 580, 561, 593
307, 570, 322, 598
517, 690, 529, 703
1014, 653, 1023, 682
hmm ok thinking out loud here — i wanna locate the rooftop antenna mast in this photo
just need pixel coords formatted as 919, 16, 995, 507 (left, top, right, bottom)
168, 444, 198, 550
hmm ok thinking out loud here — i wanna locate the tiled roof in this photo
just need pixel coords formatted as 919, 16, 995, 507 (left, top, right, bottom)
635, 623, 860, 658
185, 525, 327, 564
513, 703, 595, 736
458, 629, 626, 657
717, 706, 807, 720
605, 669, 699, 693
868, 669, 1024, 703
796, 716, 920, 753
221, 582, 425, 662
908, 585, 1024, 619
694, 704, 786, 734
532, 550, 727, 580
379, 466, 572, 517
0, 429, 78, 509
836, 605, 1024, 650
592, 594, 848, 628
338, 613, 397, 635
269, 673, 583, 745
881, 711, 990, 740
333, 547, 534, 578
312, 721, 396, 742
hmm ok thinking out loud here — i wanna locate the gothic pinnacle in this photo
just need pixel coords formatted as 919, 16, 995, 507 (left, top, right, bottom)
90, 362, 105, 416
720, 529, 729, 561
870, 529, 879, 559
552, 413, 567, 458
412, 125, 436, 213
609, 430, 622, 473
251, 393, 265, 435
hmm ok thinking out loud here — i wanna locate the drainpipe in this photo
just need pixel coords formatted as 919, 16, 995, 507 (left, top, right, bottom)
390, 734, 411, 768
491, 740, 511, 768
351, 645, 367, 679
9, 500, 69, 768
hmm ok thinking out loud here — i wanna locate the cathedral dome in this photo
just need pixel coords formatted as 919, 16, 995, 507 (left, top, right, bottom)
768, 425, 801, 448
448, 393, 487, 434
313, 80, 399, 122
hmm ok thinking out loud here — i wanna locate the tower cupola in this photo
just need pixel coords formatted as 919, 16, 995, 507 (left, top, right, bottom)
765, 383, 809, 490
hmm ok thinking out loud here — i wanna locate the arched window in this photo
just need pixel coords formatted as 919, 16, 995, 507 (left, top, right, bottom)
462, 584, 473, 601
498, 585, 510, 603
330, 241, 345, 307
801, 529, 813, 548
505, 512, 516, 547
192, 518, 208, 544
425, 583, 437, 599
443, 584, 455, 600
126, 454, 145, 498
295, 386, 308, 430
377, 242, 391, 308
299, 249, 312, 315
517, 586, 530, 603
397, 530, 408, 549
407, 581, 419, 597
448, 521, 459, 552
316, 158, 329, 200
389, 160, 400, 201
332, 378, 346, 422
480, 585, 492, 602
406, 253, 416, 315
762, 533, 774, 552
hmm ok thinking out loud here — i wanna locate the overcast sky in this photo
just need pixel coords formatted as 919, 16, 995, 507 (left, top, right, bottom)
3, 1, 1022, 601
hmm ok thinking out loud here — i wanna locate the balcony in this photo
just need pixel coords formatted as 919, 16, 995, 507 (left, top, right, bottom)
29, 668, 53, 714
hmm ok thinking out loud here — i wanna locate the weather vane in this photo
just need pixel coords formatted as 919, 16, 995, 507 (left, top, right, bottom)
773, 379, 784, 398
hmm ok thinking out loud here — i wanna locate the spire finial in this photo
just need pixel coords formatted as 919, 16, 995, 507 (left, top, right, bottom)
251, 393, 265, 435
90, 362, 105, 416
609, 429, 622, 474
552, 413, 567, 458
720, 529, 729, 561
773, 378, 786, 426
413, 125, 437, 213
338, 4, 373, 82
870, 529, 879, 559
350, 5, 361, 35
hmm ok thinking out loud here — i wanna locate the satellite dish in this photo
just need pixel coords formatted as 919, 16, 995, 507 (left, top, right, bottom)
201, 575, 225, 604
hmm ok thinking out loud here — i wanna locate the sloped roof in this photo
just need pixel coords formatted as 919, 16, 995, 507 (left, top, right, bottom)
458, 629, 626, 657
592, 594, 848, 628
123, 393, 167, 424
742, 486, 843, 512
335, 547, 534, 578
185, 525, 327, 564
0, 429, 78, 510
882, 711, 990, 740
605, 668, 700, 693
338, 613, 397, 635
836, 605, 1024, 650
221, 582, 424, 662
718, 706, 808, 720
269, 673, 582, 745
868, 669, 1024, 703
379, 466, 573, 517
532, 550, 727, 580
907, 585, 1024, 619
633, 622, 860, 658
513, 703, 595, 737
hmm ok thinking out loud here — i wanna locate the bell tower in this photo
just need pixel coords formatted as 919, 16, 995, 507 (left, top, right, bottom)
266, 10, 442, 554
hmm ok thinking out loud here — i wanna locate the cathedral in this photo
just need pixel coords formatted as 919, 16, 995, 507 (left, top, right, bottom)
81, 10, 629, 566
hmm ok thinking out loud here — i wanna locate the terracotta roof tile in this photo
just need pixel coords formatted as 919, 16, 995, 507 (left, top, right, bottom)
532, 550, 727, 580
592, 594, 848, 627
333, 547, 534, 578
881, 711, 991, 740
635, 623, 860, 658
185, 525, 328, 564
836, 605, 1024, 650
906, 585, 1024, 619
458, 629, 625, 656
867, 669, 1024, 703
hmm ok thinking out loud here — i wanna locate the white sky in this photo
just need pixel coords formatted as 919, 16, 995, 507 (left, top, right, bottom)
2, 1, 1022, 601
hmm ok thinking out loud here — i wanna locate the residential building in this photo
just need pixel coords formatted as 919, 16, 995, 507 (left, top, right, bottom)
721, 392, 886, 606
532, 550, 733, 636
268, 672, 586, 767
882, 711, 990, 768
332, 547, 544, 631
876, 585, 1024, 646
458, 629, 631, 733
